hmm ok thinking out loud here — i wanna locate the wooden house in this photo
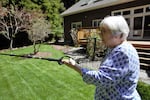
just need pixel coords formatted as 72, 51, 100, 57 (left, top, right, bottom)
61, 0, 150, 44
61, 0, 150, 68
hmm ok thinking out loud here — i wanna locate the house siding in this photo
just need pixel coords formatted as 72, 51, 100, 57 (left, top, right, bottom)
63, 0, 150, 44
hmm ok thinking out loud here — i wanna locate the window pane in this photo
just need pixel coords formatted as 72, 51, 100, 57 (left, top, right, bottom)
77, 24, 81, 28
125, 18, 130, 26
133, 17, 143, 36
93, 21, 97, 27
144, 15, 150, 37
134, 8, 143, 14
134, 17, 143, 30
114, 12, 121, 16
72, 24, 76, 28
98, 20, 101, 27
93, 20, 101, 27
146, 6, 150, 12
123, 11, 130, 15
72, 22, 82, 29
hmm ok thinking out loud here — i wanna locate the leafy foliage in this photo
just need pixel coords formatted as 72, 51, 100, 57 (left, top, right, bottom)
137, 81, 150, 100
86, 29, 107, 60
40, 0, 65, 35
0, 0, 65, 36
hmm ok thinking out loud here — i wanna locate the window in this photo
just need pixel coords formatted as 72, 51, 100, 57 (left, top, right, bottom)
93, 0, 103, 3
81, 1, 89, 6
113, 12, 121, 16
134, 17, 143, 30
134, 8, 143, 14
144, 15, 150, 37
125, 18, 130, 26
133, 17, 143, 36
71, 22, 82, 29
92, 19, 102, 27
112, 4, 150, 39
81, 0, 93, 6
123, 10, 130, 15
146, 6, 150, 12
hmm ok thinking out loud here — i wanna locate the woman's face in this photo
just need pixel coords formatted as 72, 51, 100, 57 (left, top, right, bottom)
99, 24, 119, 48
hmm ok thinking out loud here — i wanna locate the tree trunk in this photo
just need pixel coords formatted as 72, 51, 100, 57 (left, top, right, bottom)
33, 41, 42, 54
10, 39, 13, 50
33, 41, 37, 54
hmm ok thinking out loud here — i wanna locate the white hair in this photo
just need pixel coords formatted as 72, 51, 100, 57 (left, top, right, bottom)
100, 16, 129, 40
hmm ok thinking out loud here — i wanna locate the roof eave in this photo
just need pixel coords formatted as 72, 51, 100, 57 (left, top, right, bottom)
61, 0, 135, 17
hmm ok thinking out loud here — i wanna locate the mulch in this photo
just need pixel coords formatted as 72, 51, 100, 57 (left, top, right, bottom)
51, 44, 73, 53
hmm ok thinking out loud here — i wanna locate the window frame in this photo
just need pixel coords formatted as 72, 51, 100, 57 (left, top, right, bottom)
92, 19, 102, 27
111, 4, 150, 40
71, 22, 82, 29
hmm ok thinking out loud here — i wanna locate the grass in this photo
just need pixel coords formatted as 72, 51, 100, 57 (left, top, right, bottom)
0, 44, 94, 100
137, 81, 150, 100
0, 44, 150, 100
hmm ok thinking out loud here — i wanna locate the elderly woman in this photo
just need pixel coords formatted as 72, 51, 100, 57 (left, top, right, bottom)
63, 16, 141, 100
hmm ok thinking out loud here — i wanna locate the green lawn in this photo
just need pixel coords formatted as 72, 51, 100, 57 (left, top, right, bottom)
0, 44, 150, 100
0, 45, 94, 100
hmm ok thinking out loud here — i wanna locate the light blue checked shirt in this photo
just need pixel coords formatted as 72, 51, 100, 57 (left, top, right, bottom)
81, 41, 141, 100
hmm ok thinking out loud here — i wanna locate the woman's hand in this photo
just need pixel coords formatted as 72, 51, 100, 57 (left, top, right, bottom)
62, 58, 76, 66
62, 58, 82, 75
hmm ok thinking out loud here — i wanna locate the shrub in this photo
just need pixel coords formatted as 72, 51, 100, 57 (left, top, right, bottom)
137, 81, 150, 100
86, 29, 107, 60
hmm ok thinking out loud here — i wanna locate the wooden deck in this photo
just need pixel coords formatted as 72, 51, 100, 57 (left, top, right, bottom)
129, 41, 150, 70
129, 41, 150, 48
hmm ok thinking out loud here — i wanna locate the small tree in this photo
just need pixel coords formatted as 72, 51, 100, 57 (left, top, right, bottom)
86, 29, 107, 61
28, 17, 50, 54
0, 5, 31, 49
